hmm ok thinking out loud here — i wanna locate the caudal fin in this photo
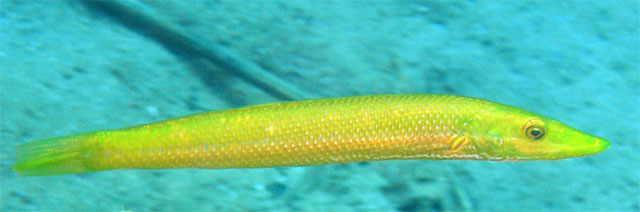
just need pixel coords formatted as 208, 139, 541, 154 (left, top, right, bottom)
13, 135, 94, 176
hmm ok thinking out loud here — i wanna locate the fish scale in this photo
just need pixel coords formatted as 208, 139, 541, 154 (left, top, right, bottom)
13, 94, 609, 176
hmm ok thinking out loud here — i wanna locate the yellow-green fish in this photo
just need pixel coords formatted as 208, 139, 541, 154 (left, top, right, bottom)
13, 94, 609, 176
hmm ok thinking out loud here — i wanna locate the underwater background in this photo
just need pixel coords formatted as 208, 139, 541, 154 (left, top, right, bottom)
1, 0, 638, 211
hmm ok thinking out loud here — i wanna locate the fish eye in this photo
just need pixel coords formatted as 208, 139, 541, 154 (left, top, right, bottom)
525, 124, 545, 140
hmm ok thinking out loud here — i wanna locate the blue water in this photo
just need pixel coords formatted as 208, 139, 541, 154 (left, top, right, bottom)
1, 1, 638, 211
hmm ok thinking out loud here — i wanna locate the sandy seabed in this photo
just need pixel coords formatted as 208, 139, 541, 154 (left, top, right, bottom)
1, 1, 638, 211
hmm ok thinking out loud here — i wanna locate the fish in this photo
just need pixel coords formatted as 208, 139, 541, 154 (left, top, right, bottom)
13, 94, 609, 176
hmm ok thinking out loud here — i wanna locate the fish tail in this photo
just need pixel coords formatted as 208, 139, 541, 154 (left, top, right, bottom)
13, 134, 95, 176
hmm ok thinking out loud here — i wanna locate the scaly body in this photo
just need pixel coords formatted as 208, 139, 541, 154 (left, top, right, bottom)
13, 95, 609, 176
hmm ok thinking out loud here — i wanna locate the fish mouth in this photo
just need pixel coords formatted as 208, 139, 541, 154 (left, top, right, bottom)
507, 136, 610, 161
549, 136, 610, 160
574, 137, 610, 156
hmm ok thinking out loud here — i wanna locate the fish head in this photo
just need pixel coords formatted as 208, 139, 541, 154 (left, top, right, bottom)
468, 105, 609, 161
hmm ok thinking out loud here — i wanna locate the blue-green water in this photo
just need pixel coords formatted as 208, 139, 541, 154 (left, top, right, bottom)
1, 1, 638, 211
